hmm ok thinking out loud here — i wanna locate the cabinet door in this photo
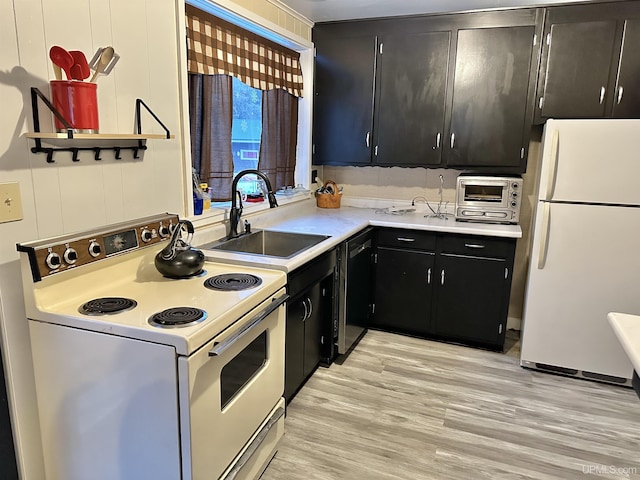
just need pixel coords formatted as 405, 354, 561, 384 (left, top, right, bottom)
613, 19, 640, 118
285, 298, 306, 401
447, 26, 535, 169
313, 35, 376, 165
433, 254, 507, 347
303, 282, 324, 379
375, 31, 450, 166
373, 247, 435, 335
540, 21, 617, 118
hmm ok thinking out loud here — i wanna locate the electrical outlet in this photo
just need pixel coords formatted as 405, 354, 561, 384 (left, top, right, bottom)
0, 182, 23, 223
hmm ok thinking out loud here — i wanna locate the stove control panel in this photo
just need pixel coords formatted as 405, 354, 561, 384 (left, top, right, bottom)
17, 213, 180, 282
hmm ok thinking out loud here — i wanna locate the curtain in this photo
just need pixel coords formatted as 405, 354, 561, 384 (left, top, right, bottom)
258, 88, 298, 190
188, 74, 234, 201
185, 4, 303, 98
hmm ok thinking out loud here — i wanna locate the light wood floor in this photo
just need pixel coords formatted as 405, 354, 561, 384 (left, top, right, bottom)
261, 330, 640, 480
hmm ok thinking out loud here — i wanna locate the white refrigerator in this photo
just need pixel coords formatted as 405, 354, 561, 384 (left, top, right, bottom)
520, 119, 640, 384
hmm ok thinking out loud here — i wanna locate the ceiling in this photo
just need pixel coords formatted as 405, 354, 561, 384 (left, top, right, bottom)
276, 0, 596, 23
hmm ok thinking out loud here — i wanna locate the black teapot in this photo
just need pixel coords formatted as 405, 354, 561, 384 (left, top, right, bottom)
154, 220, 205, 278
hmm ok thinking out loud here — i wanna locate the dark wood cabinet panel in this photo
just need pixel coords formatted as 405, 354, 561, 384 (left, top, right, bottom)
372, 229, 516, 350
373, 246, 435, 335
432, 254, 508, 346
313, 34, 376, 165
446, 26, 535, 169
613, 18, 640, 118
302, 282, 324, 379
285, 297, 306, 401
541, 21, 617, 118
535, 2, 640, 121
375, 31, 450, 166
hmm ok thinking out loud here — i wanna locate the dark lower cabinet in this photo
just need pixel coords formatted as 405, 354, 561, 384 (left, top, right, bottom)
372, 229, 516, 350
284, 251, 335, 402
373, 247, 435, 335
433, 253, 510, 347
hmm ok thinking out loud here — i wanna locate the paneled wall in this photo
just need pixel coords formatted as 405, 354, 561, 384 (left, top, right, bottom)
0, 0, 311, 476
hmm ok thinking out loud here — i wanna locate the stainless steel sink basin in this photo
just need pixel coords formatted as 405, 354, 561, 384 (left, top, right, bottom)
201, 230, 330, 258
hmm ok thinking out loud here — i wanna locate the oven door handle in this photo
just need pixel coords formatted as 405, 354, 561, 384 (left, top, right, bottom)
209, 293, 289, 357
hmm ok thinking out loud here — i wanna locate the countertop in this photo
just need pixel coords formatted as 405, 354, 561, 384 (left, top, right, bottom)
608, 312, 640, 373
197, 199, 522, 272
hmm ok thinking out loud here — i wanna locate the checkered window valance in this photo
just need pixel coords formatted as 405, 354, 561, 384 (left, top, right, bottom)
185, 5, 304, 97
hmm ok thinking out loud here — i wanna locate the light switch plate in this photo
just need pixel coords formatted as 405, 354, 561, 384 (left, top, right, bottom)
0, 182, 23, 223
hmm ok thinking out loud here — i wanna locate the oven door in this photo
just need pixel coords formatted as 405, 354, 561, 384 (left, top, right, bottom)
458, 180, 510, 209
178, 289, 287, 480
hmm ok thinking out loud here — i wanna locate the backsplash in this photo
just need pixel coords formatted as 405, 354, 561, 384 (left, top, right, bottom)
321, 166, 461, 206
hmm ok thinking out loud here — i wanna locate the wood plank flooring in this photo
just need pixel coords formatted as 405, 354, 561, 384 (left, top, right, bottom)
261, 330, 640, 480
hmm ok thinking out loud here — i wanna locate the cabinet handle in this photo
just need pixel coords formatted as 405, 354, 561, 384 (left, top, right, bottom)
427, 267, 431, 285
365, 132, 370, 148
396, 237, 416, 242
307, 297, 313, 319
505, 267, 509, 280
464, 243, 485, 249
441, 269, 445, 286
450, 133, 455, 149
617, 86, 624, 104
302, 299, 309, 321
538, 96, 544, 110
435, 132, 441, 149
599, 86, 606, 105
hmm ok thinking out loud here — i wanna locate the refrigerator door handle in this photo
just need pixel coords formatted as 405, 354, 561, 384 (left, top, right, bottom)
537, 202, 551, 270
545, 130, 560, 201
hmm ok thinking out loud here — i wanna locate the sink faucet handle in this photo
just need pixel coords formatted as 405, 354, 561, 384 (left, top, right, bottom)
244, 219, 251, 234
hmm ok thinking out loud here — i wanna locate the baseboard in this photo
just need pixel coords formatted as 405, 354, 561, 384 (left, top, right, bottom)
507, 316, 521, 331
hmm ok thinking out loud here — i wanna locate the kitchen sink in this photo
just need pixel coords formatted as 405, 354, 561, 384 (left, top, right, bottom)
201, 230, 330, 258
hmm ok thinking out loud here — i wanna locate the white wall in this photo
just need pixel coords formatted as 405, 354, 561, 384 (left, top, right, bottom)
0, 0, 311, 477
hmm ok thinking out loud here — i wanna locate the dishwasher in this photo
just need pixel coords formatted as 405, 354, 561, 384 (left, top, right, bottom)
337, 228, 374, 355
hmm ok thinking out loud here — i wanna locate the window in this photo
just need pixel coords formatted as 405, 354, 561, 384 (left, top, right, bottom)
231, 77, 263, 196
186, 6, 306, 203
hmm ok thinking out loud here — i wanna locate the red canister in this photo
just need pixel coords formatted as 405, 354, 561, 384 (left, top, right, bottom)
49, 80, 99, 133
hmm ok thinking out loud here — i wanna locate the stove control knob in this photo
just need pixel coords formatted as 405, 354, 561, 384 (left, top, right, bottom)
141, 229, 152, 243
45, 252, 61, 270
158, 224, 170, 238
63, 248, 78, 265
88, 241, 102, 258
511, 200, 518, 208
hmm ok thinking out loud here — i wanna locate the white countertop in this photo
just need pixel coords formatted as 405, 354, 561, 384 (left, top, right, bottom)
608, 312, 640, 373
196, 199, 522, 272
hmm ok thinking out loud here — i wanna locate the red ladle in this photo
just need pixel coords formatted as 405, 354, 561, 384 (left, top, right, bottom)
49, 46, 74, 81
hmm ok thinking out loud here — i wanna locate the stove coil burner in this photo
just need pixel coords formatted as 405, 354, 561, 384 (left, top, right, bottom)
204, 273, 263, 291
148, 307, 208, 328
79, 297, 137, 316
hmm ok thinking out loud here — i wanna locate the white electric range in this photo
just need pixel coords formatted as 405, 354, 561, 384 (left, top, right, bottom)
17, 213, 287, 480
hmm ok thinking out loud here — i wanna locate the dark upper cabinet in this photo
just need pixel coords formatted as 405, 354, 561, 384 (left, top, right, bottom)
313, 9, 541, 172
535, 2, 640, 121
374, 31, 450, 166
313, 34, 377, 165
614, 18, 640, 118
446, 26, 536, 169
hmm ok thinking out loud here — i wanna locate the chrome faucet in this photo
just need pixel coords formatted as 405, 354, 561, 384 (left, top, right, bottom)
228, 170, 278, 239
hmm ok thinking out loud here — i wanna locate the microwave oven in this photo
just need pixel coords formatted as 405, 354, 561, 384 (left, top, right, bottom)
455, 175, 523, 224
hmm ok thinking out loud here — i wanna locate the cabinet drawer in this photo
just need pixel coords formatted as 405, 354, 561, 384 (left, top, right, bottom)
439, 234, 516, 259
377, 229, 437, 250
288, 249, 336, 297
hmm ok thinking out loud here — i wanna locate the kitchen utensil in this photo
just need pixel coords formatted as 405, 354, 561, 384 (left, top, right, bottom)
155, 220, 205, 278
69, 50, 90, 81
49, 46, 74, 81
89, 46, 120, 82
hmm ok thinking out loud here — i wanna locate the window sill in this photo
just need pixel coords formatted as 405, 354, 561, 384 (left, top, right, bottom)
189, 190, 313, 229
